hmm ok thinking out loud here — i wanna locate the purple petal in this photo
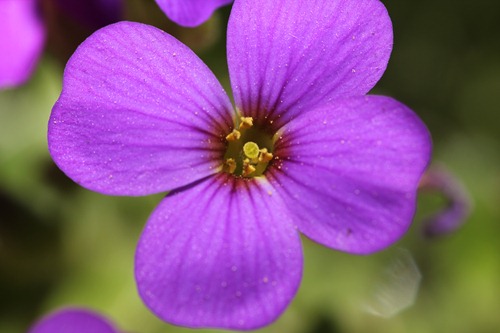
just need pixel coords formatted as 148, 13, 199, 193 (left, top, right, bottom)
49, 22, 234, 196
135, 174, 303, 329
268, 96, 431, 254
28, 308, 118, 333
0, 0, 45, 88
54, 0, 124, 31
155, 0, 233, 27
227, 0, 393, 127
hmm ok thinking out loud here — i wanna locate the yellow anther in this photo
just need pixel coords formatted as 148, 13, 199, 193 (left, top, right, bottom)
239, 117, 253, 130
224, 158, 237, 174
225, 129, 241, 141
243, 141, 260, 159
258, 148, 274, 163
242, 163, 256, 177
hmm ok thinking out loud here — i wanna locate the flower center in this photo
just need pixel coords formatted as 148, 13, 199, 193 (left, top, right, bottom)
223, 116, 274, 177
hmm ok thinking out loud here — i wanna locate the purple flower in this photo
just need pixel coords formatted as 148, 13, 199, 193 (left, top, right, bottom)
0, 0, 44, 88
155, 0, 233, 27
48, 0, 431, 329
0, 0, 122, 89
28, 308, 119, 333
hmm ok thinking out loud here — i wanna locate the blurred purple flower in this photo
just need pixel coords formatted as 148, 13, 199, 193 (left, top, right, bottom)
55, 0, 124, 32
28, 308, 119, 333
0, 0, 44, 88
155, 0, 233, 27
0, 0, 122, 89
48, 0, 431, 329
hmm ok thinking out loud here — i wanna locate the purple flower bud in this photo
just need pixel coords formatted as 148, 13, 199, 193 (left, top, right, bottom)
419, 166, 471, 238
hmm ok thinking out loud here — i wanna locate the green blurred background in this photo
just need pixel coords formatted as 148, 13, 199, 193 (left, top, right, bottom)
1, 0, 499, 332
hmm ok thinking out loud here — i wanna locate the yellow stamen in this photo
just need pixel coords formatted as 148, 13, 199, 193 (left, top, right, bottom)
225, 129, 241, 141
224, 158, 236, 174
242, 163, 256, 177
239, 116, 253, 130
258, 148, 273, 163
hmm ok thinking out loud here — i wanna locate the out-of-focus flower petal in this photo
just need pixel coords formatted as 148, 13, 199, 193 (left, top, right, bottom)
54, 0, 124, 31
0, 0, 45, 88
269, 96, 431, 254
419, 166, 471, 238
227, 0, 393, 127
49, 22, 234, 196
28, 308, 118, 333
135, 173, 303, 329
155, 0, 233, 27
